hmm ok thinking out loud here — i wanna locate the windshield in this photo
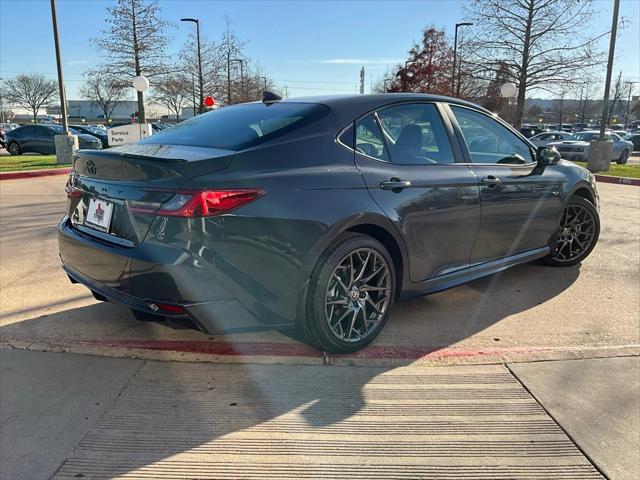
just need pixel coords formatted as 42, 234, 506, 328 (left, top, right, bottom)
140, 102, 330, 150
46, 125, 81, 135
76, 126, 104, 135
570, 132, 599, 142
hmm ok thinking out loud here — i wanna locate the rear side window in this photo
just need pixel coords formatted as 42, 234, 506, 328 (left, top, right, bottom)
140, 102, 329, 151
355, 114, 389, 161
376, 103, 454, 164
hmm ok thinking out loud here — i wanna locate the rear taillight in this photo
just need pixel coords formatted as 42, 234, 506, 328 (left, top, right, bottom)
65, 178, 82, 198
130, 189, 264, 217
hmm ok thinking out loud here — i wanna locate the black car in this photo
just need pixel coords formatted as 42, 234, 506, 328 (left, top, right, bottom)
6, 124, 102, 155
71, 125, 109, 148
623, 133, 640, 152
58, 94, 600, 353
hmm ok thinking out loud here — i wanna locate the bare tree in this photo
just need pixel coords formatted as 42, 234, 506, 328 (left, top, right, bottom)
151, 74, 191, 122
79, 73, 128, 122
606, 71, 624, 125
178, 18, 274, 107
465, 0, 605, 127
1, 73, 58, 123
93, 0, 170, 122
179, 32, 225, 110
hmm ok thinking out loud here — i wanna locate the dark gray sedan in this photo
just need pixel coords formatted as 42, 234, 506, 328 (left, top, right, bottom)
5, 124, 102, 155
58, 93, 600, 353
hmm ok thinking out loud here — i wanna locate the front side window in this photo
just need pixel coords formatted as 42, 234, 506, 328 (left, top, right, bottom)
355, 114, 389, 161
451, 106, 534, 164
376, 103, 454, 164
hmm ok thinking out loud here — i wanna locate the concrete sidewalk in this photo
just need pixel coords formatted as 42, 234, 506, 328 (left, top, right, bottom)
1, 349, 638, 479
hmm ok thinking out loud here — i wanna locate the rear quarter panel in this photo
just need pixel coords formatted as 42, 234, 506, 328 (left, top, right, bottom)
149, 132, 392, 325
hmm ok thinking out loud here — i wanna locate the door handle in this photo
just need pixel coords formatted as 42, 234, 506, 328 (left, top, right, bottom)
481, 175, 502, 187
380, 178, 412, 191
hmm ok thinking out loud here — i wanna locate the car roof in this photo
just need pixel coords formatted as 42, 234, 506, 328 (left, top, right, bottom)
277, 93, 493, 115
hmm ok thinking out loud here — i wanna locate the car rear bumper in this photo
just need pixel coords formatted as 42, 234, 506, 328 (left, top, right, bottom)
57, 217, 258, 332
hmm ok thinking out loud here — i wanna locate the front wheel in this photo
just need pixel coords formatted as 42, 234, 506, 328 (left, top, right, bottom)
543, 196, 600, 267
7, 142, 21, 156
617, 150, 629, 165
303, 233, 396, 353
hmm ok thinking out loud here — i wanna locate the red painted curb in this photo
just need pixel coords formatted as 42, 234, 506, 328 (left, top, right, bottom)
0, 167, 71, 181
52, 338, 556, 360
594, 174, 640, 186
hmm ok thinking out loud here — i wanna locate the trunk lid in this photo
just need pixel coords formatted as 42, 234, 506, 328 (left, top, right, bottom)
68, 144, 234, 246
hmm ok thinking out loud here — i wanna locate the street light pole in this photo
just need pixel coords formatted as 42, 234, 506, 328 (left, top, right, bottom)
181, 18, 204, 115
624, 81, 638, 130
230, 58, 245, 102
452, 22, 473, 97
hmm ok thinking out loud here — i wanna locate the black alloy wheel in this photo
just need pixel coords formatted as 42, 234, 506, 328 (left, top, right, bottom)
7, 142, 21, 156
304, 233, 395, 353
617, 150, 629, 165
544, 196, 600, 267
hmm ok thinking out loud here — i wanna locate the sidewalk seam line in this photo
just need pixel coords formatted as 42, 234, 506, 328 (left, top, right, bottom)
48, 359, 147, 480
505, 363, 610, 480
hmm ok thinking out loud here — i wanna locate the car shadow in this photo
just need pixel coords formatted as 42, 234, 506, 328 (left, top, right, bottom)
0, 258, 582, 477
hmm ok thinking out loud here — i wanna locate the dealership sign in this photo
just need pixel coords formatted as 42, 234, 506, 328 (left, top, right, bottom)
108, 124, 152, 146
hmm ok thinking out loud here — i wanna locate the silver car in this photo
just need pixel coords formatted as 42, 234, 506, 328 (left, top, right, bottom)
548, 130, 633, 164
529, 131, 573, 148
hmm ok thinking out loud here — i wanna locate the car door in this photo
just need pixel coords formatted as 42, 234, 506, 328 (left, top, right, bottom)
350, 102, 481, 282
446, 104, 565, 265
37, 126, 57, 154
17, 126, 37, 153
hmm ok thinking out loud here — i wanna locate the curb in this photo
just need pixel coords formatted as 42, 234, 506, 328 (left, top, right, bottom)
2, 337, 638, 367
594, 174, 640, 186
0, 167, 71, 181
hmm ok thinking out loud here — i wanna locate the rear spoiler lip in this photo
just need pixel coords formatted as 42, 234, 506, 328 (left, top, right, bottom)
75, 143, 236, 163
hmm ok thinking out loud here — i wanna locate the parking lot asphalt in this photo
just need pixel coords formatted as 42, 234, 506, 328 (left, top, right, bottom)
0, 175, 638, 365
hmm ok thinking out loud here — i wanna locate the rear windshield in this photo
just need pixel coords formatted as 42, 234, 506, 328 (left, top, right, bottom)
140, 102, 329, 150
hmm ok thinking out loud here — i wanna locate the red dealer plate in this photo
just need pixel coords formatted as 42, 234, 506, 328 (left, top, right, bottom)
85, 197, 114, 233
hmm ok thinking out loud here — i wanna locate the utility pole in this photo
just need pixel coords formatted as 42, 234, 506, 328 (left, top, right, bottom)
588, 0, 620, 172
624, 81, 638, 129
359, 67, 365, 94
50, 0, 68, 134
598, 0, 620, 140
49, 0, 77, 164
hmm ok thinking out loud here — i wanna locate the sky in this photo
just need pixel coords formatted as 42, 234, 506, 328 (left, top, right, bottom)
1, 0, 639, 101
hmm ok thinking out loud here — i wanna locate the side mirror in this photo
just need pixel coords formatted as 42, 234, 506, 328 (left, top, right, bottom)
538, 147, 561, 166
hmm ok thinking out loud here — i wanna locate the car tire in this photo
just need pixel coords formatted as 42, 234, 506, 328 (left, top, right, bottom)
303, 232, 396, 353
543, 196, 600, 267
7, 142, 21, 156
617, 149, 629, 165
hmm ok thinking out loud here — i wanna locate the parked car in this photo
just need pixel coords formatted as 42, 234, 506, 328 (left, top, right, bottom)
519, 125, 543, 138
529, 131, 573, 148
58, 93, 600, 353
623, 132, 640, 152
71, 124, 109, 148
548, 130, 633, 164
5, 124, 102, 155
